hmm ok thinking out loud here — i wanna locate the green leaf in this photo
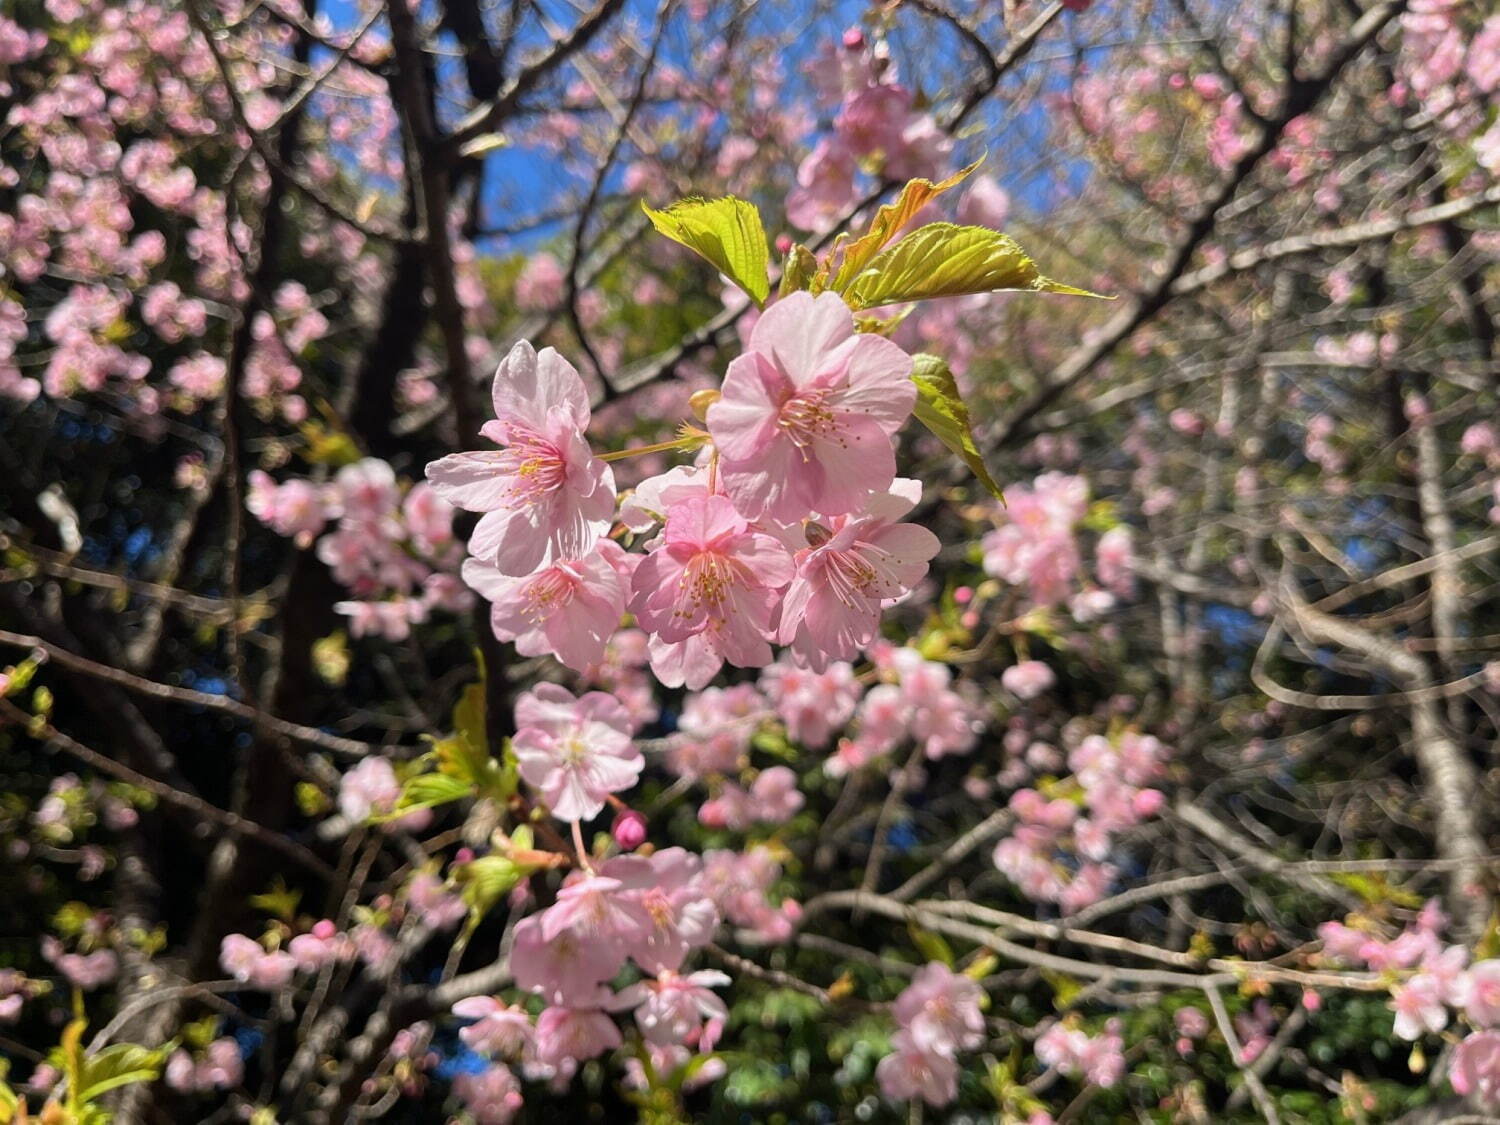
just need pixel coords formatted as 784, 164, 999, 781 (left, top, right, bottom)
777, 243, 819, 298
76, 1042, 168, 1103
381, 771, 475, 819
908, 923, 955, 967
908, 354, 1005, 501
843, 223, 1105, 310
455, 855, 522, 919
641, 196, 770, 306
828, 160, 981, 293
434, 683, 517, 803
249, 876, 301, 922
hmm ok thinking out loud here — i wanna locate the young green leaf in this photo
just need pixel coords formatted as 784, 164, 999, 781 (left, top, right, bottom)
908, 354, 1005, 501
828, 159, 982, 293
844, 223, 1104, 311
382, 770, 475, 819
641, 196, 770, 306
76, 1042, 169, 1104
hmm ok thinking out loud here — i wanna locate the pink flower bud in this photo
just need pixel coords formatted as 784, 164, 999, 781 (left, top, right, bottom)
612, 808, 648, 851
842, 27, 864, 49
1132, 788, 1165, 817
311, 919, 336, 940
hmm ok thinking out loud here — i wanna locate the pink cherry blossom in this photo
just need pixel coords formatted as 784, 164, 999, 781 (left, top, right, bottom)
1001, 660, 1056, 700
1461, 960, 1500, 1027
612, 969, 730, 1046
776, 480, 939, 669
630, 495, 794, 670
426, 341, 615, 577
760, 658, 860, 749
1392, 973, 1448, 1040
452, 1062, 525, 1125
602, 847, 719, 973
531, 1006, 622, 1070
1452, 1031, 1500, 1104
452, 996, 534, 1057
509, 914, 622, 1006
876, 1030, 959, 1106
706, 290, 916, 523
462, 540, 630, 672
512, 684, 641, 822
893, 962, 985, 1056
338, 756, 402, 822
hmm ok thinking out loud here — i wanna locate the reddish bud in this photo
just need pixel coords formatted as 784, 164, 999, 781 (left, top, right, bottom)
612, 809, 648, 851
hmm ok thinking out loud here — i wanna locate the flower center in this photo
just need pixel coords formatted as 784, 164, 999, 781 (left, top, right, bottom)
494, 425, 567, 507
678, 552, 743, 621
560, 734, 590, 765
820, 547, 881, 606
777, 389, 841, 455
522, 567, 578, 623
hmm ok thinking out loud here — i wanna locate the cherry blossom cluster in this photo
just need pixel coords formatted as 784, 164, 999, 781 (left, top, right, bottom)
248, 457, 473, 641
1034, 1019, 1126, 1087
164, 1038, 243, 1096
786, 29, 952, 232
874, 961, 985, 1107
661, 644, 983, 814
1313, 900, 1500, 1104
0, 0, 399, 418
981, 471, 1134, 618
992, 726, 1169, 913
432, 288, 942, 691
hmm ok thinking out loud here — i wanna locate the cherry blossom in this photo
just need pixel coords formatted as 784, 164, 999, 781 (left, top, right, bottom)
706, 290, 916, 523
512, 684, 642, 822
776, 479, 940, 669
426, 341, 616, 576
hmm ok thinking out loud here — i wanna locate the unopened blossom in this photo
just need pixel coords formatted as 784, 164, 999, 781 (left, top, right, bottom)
630, 495, 794, 672
512, 684, 641, 822
876, 1030, 959, 1106
462, 540, 631, 672
1001, 660, 1056, 700
706, 290, 916, 523
776, 480, 940, 669
426, 341, 615, 576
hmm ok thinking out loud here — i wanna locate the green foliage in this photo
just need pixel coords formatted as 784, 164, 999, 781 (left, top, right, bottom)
385, 677, 517, 821
74, 1041, 171, 1103
453, 854, 523, 919
826, 160, 981, 292
842, 222, 1102, 310
909, 353, 1006, 500
642, 196, 771, 306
